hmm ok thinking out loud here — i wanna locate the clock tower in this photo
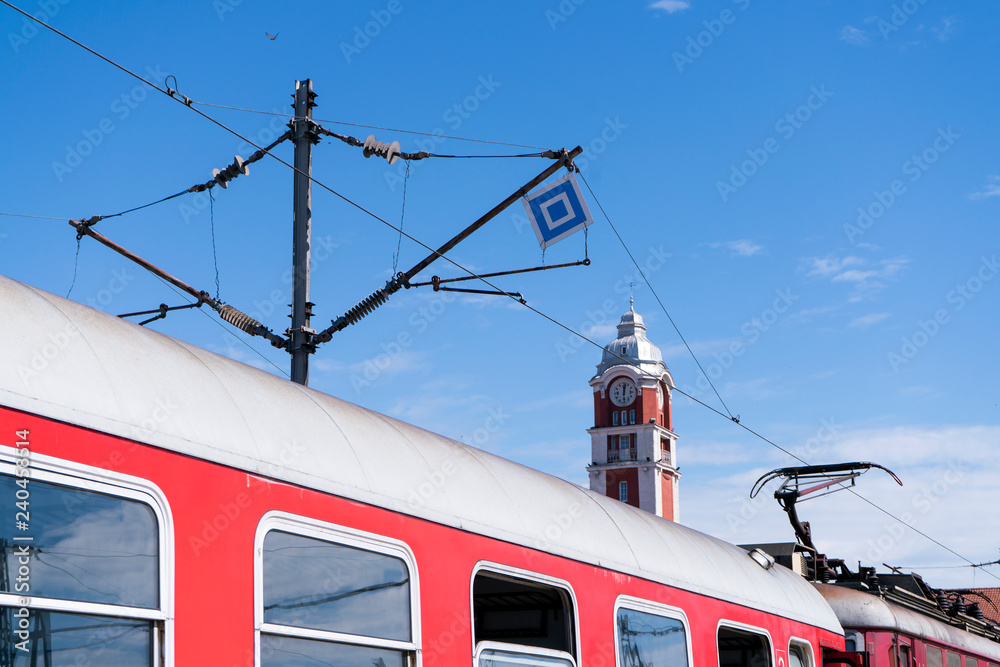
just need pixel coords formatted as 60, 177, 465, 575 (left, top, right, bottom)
586, 304, 681, 521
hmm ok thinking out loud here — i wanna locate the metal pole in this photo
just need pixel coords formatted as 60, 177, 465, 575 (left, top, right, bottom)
290, 79, 315, 385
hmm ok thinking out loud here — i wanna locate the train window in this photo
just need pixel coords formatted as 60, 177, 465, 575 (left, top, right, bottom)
718, 626, 772, 667
256, 513, 419, 667
789, 641, 813, 667
476, 642, 575, 667
926, 646, 944, 667
0, 464, 169, 667
967, 659, 979, 667
947, 652, 961, 667
615, 599, 690, 667
472, 566, 576, 663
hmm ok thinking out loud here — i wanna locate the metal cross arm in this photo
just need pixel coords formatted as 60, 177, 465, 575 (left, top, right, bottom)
69, 220, 288, 349
407, 259, 591, 290
313, 146, 583, 343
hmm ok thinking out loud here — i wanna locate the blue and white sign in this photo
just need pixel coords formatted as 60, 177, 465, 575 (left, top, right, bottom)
522, 172, 594, 250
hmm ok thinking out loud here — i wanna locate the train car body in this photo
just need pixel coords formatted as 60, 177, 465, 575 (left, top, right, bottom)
817, 585, 1000, 667
0, 275, 844, 666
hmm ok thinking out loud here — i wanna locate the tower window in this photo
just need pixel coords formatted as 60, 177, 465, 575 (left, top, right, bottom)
612, 411, 618, 426
619, 481, 628, 502
620, 410, 627, 425
619, 434, 631, 452
621, 346, 626, 355
629, 409, 635, 425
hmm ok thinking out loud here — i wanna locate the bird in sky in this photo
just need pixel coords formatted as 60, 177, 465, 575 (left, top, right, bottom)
265, 32, 278, 40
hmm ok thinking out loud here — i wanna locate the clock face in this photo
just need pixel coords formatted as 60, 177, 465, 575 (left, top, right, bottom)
609, 378, 636, 407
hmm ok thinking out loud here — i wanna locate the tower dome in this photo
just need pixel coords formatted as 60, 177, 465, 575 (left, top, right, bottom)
593, 306, 671, 382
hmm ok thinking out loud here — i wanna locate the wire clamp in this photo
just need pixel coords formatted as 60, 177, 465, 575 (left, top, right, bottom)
165, 75, 192, 106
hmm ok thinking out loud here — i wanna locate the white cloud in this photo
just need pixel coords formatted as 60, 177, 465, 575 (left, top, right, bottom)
806, 255, 865, 278
969, 175, 1000, 200
804, 255, 908, 301
582, 322, 617, 341
849, 312, 890, 328
682, 440, 760, 466
932, 15, 958, 41
649, 0, 691, 14
348, 348, 429, 379
840, 25, 870, 46
711, 239, 764, 257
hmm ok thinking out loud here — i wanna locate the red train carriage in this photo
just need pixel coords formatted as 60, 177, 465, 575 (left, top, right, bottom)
817, 585, 1000, 667
0, 274, 844, 666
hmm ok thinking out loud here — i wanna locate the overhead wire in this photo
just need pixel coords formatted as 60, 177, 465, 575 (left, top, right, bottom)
188, 99, 549, 150
578, 171, 737, 423
0, 1, 543, 304
209, 190, 220, 300
0, 212, 72, 221
98, 189, 189, 221
892, 559, 1000, 571
579, 173, 999, 583
147, 273, 291, 379
8, 0, 993, 583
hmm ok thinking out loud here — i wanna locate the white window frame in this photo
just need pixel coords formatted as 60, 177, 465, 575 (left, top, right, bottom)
475, 640, 576, 666
470, 561, 580, 664
789, 637, 815, 667
619, 481, 628, 502
0, 445, 174, 666
254, 511, 421, 666
717, 621, 774, 667
614, 595, 693, 667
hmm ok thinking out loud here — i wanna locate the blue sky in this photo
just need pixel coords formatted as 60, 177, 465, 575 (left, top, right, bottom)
3, 0, 998, 587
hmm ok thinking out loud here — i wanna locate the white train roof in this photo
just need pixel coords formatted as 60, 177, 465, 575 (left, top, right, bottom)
0, 276, 840, 634
817, 585, 1000, 660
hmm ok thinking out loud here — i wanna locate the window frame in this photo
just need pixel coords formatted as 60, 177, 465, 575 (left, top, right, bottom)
788, 637, 815, 667
469, 561, 580, 664
619, 481, 628, 502
254, 511, 421, 665
0, 445, 174, 666
927, 645, 944, 667
613, 595, 693, 667
716, 620, 774, 667
475, 640, 576, 667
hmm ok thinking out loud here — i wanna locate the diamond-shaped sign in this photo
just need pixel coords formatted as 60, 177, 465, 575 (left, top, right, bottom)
523, 173, 594, 250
